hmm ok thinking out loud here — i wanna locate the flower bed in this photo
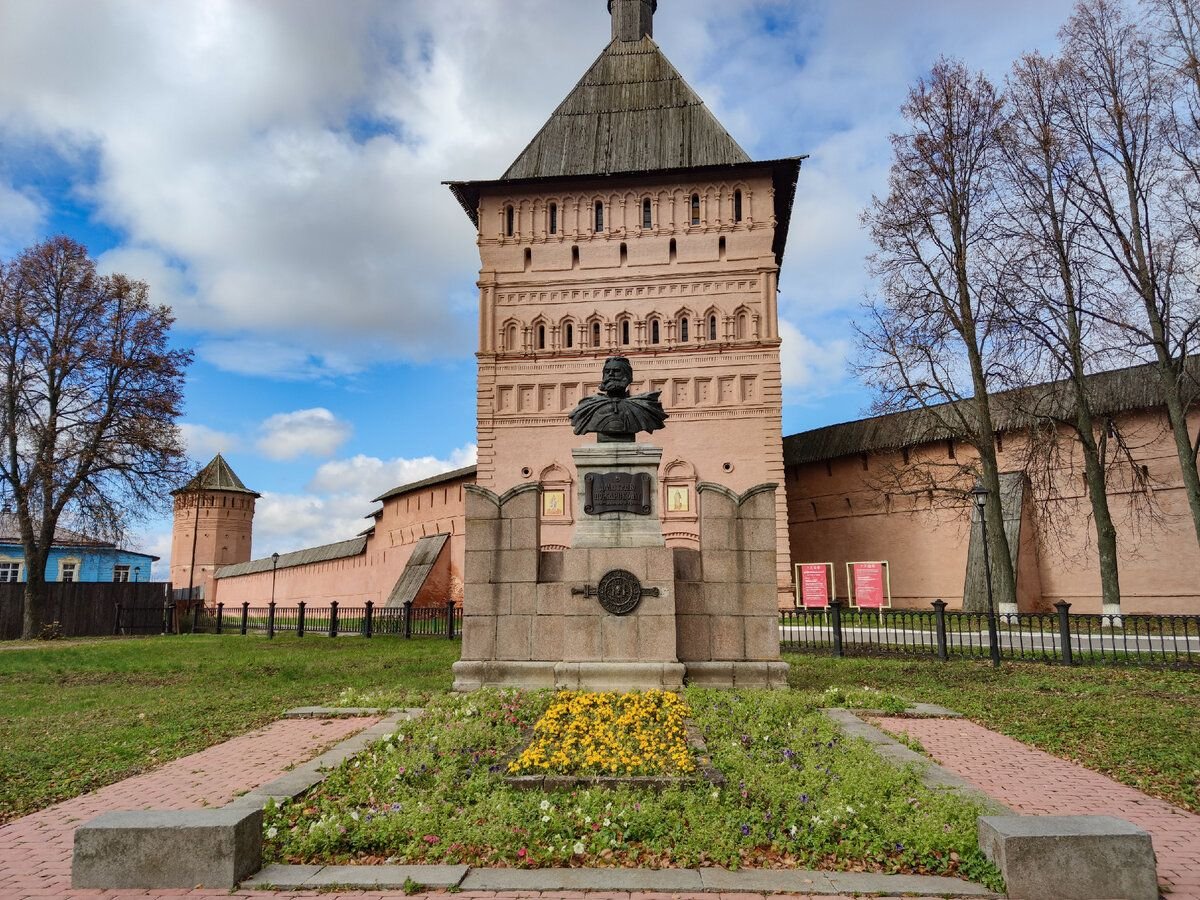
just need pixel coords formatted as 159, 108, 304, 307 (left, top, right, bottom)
508, 690, 696, 778
261, 688, 1002, 890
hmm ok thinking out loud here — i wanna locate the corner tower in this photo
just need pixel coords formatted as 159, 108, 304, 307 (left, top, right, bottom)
447, 1, 803, 603
170, 454, 259, 600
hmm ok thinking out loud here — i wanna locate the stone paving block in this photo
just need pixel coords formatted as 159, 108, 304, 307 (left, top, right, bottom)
697, 868, 836, 893
826, 871, 997, 895
247, 863, 323, 889
978, 814, 1158, 900
304, 864, 468, 888
71, 807, 262, 889
459, 867, 704, 892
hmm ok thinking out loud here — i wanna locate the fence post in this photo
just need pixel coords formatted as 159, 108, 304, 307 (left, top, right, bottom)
364, 601, 374, 639
932, 599, 949, 661
162, 601, 171, 635
191, 602, 201, 633
267, 601, 276, 639
446, 600, 456, 640
329, 601, 339, 638
113, 603, 122, 636
830, 599, 844, 658
297, 601, 306, 637
216, 603, 224, 635
1055, 600, 1074, 666
240, 601, 249, 635
404, 600, 414, 639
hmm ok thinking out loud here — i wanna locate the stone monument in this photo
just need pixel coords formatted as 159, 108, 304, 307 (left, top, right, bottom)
452, 358, 788, 693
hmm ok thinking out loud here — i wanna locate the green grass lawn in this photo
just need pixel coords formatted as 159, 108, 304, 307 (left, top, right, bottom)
0, 635, 459, 823
785, 653, 1200, 813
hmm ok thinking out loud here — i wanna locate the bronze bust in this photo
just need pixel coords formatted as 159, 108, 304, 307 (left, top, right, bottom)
569, 356, 668, 442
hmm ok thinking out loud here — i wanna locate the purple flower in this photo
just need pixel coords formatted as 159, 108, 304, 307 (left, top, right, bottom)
782, 748, 795, 761
895, 843, 905, 852
740, 824, 751, 836
799, 794, 809, 804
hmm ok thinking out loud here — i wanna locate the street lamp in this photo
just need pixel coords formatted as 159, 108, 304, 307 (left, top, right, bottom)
270, 552, 280, 607
970, 481, 1001, 668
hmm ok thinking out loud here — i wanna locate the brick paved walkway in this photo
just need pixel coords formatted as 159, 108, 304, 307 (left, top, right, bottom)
874, 716, 1200, 900
0, 712, 985, 900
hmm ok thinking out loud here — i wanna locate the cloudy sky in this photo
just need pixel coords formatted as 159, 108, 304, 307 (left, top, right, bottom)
0, 0, 1080, 574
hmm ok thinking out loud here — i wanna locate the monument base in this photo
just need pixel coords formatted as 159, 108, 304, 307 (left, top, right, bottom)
684, 661, 790, 690
571, 444, 664, 549
452, 660, 685, 693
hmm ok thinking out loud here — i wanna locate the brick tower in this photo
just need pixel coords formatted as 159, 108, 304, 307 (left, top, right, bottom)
447, 0, 803, 603
170, 454, 259, 601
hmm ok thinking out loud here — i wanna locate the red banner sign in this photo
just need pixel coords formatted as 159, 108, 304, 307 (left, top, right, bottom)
852, 562, 886, 609
800, 564, 830, 609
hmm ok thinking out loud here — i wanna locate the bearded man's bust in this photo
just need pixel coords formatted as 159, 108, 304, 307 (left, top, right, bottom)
569, 356, 669, 443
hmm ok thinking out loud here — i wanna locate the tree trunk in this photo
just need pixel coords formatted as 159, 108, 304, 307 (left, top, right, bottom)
1155, 363, 1200, 549
1078, 414, 1122, 611
20, 551, 48, 639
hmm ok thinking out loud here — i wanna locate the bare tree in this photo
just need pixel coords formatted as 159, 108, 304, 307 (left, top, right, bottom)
997, 51, 1143, 613
860, 58, 1018, 613
1058, 0, 1200, 548
0, 237, 191, 638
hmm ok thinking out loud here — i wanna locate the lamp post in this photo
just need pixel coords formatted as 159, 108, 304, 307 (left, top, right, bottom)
970, 481, 1002, 668
134, 566, 140, 584
270, 552, 280, 606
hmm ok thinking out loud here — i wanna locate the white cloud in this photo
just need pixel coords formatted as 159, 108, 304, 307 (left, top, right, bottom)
251, 443, 478, 555
256, 408, 352, 461
779, 319, 850, 395
178, 422, 240, 461
0, 180, 46, 257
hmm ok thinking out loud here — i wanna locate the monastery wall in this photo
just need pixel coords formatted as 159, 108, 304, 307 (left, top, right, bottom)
211, 473, 470, 610
786, 408, 1200, 614
170, 491, 254, 601
472, 170, 793, 602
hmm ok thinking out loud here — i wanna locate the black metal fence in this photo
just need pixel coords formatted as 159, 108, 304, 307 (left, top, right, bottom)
779, 600, 1200, 666
190, 599, 462, 640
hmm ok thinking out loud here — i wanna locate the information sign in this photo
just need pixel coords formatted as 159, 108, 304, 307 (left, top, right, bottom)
796, 563, 833, 609
848, 561, 891, 610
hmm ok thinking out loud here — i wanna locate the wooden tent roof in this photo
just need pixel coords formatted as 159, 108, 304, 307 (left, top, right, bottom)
171, 453, 260, 498
502, 36, 750, 181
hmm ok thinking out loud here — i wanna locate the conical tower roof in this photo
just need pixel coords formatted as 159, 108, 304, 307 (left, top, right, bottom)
172, 453, 260, 497
501, 35, 750, 181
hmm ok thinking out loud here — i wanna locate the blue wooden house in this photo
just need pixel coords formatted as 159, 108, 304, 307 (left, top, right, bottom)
0, 513, 158, 583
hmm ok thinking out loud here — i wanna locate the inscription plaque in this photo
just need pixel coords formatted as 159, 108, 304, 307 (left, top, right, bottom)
572, 569, 660, 616
584, 472, 652, 515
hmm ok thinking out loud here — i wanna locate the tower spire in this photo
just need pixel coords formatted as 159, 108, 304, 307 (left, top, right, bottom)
609, 0, 656, 42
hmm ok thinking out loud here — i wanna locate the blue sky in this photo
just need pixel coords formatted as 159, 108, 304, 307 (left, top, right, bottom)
0, 0, 1079, 573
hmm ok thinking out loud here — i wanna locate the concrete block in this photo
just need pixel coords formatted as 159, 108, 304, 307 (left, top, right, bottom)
539, 550, 563, 582
637, 616, 678, 660
496, 549, 540, 583
602, 614, 639, 660
703, 581, 734, 615
500, 488, 539, 520
562, 617, 603, 660
561, 548, 589, 582
531, 615, 565, 658
673, 547, 702, 581
744, 615, 781, 659
465, 582, 508, 617
588, 547, 647, 582
676, 614, 712, 661
645, 546, 674, 576
978, 815, 1157, 900
748, 550, 777, 585
554, 661, 685, 692
465, 519, 502, 552
460, 615, 496, 661
510, 585, 537, 616
535, 581, 570, 615
739, 516, 776, 552
465, 489, 500, 521
465, 550, 494, 586
740, 580, 780, 616
674, 580, 703, 615
684, 661, 735, 687
305, 865, 468, 889
509, 515, 539, 550
495, 614, 533, 661
711, 618, 746, 660
72, 807, 262, 889
700, 516, 736, 551
738, 487, 778, 520
703, 550, 739, 583
730, 661, 790, 689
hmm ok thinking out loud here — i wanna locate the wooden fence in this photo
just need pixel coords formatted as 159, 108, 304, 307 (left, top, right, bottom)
0, 582, 173, 639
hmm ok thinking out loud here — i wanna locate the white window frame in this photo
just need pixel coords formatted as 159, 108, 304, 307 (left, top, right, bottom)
112, 564, 131, 583
60, 560, 78, 583
0, 561, 22, 583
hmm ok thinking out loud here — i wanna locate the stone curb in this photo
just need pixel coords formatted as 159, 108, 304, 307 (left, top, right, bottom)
282, 706, 425, 719
821, 709, 1012, 814
248, 863, 998, 896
